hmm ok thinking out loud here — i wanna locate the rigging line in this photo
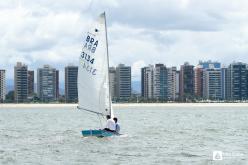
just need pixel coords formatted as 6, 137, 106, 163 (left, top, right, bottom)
77, 106, 104, 116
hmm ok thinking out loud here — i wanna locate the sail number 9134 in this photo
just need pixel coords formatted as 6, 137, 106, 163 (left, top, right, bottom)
80, 51, 94, 64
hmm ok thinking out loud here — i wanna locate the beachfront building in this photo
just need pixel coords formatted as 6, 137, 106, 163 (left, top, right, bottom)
116, 64, 131, 100
194, 66, 203, 98
203, 69, 222, 100
141, 65, 154, 99
28, 70, 34, 97
141, 67, 144, 98
56, 70, 59, 100
176, 71, 180, 99
153, 64, 168, 100
37, 65, 59, 102
142, 65, 178, 101
194, 61, 221, 99
14, 62, 28, 103
221, 67, 228, 100
167, 67, 177, 101
179, 62, 194, 100
65, 65, 78, 103
226, 62, 248, 100
109, 67, 117, 100
0, 70, 6, 102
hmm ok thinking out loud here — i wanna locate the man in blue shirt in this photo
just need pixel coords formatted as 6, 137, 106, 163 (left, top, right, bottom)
113, 117, 120, 134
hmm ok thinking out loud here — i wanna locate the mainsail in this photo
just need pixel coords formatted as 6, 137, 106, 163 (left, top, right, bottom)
78, 13, 113, 118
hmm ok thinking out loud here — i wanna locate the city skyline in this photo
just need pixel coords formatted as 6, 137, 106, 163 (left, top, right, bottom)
1, 60, 248, 97
0, 60, 247, 103
0, 0, 248, 82
1, 59, 244, 82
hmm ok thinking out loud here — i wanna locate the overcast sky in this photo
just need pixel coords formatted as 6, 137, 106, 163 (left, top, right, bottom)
0, 0, 248, 81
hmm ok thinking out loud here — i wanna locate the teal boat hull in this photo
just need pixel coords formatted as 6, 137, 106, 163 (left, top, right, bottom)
82, 129, 119, 137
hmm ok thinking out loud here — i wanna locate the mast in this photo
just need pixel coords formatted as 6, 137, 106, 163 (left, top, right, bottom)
103, 12, 112, 117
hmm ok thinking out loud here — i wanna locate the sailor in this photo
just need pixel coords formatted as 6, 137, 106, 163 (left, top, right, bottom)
104, 115, 116, 132
113, 117, 120, 133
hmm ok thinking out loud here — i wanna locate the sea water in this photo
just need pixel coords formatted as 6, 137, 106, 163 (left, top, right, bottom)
0, 105, 248, 165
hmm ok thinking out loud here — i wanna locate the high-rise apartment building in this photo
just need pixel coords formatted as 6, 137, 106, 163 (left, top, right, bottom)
14, 62, 28, 103
167, 67, 177, 101
176, 71, 180, 99
65, 65, 78, 103
153, 64, 168, 100
194, 66, 203, 98
226, 62, 248, 100
141, 65, 154, 99
28, 70, 34, 97
221, 67, 228, 100
0, 70, 6, 102
109, 67, 117, 100
116, 64, 131, 100
56, 70, 59, 99
203, 69, 222, 100
141, 67, 145, 98
37, 65, 58, 102
179, 62, 194, 100
142, 64, 177, 101
195, 61, 221, 99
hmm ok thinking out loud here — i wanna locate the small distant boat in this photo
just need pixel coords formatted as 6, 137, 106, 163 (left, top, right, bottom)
77, 12, 117, 137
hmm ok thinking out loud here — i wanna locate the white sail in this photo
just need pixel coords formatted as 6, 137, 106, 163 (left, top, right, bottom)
78, 13, 113, 117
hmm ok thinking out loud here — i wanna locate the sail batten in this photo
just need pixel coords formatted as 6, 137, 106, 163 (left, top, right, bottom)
78, 13, 113, 118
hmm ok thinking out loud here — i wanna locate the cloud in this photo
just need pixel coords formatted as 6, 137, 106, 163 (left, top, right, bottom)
107, 0, 226, 31
0, 0, 248, 83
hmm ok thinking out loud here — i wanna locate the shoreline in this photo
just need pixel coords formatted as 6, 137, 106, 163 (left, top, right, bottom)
1, 103, 248, 108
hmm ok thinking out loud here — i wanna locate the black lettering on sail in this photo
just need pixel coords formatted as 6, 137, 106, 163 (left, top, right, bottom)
94, 41, 98, 47
90, 38, 94, 44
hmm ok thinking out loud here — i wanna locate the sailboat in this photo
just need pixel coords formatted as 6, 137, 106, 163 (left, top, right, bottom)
77, 12, 117, 137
